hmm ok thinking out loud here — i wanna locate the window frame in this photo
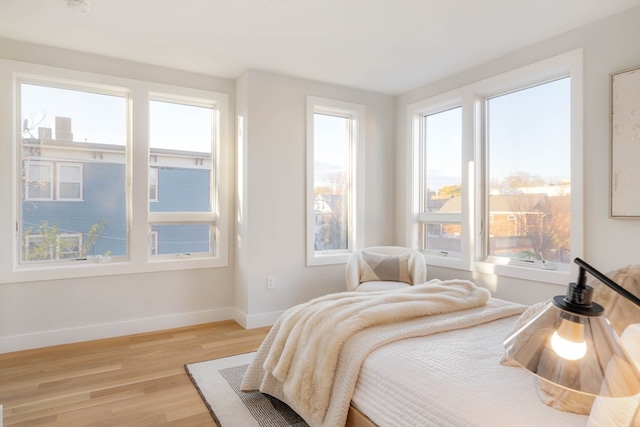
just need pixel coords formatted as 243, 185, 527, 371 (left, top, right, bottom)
416, 104, 464, 261
407, 49, 583, 285
0, 59, 229, 284
147, 93, 219, 261
24, 160, 53, 201
306, 96, 365, 266
56, 162, 83, 201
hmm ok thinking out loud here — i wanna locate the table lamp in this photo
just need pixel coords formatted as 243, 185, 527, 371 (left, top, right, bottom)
503, 257, 640, 397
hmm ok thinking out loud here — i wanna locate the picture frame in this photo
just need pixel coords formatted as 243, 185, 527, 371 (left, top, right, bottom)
609, 65, 640, 218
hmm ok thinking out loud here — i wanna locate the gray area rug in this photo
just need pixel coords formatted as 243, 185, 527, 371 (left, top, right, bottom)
185, 352, 309, 427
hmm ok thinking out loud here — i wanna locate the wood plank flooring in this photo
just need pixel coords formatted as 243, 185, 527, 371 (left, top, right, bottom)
0, 321, 271, 426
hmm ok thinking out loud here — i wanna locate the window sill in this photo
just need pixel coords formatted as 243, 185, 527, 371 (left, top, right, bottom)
0, 255, 228, 284
473, 260, 571, 286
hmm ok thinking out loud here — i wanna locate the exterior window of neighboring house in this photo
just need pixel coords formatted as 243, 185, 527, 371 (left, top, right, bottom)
149, 96, 217, 258
149, 167, 159, 202
19, 82, 127, 265
24, 233, 82, 261
150, 230, 158, 255
25, 161, 53, 200
306, 96, 364, 266
57, 163, 83, 200
408, 49, 583, 284
418, 106, 462, 258
2, 59, 229, 283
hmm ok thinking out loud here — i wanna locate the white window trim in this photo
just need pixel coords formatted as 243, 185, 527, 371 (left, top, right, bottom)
407, 49, 583, 285
56, 162, 83, 201
306, 96, 365, 266
0, 59, 229, 284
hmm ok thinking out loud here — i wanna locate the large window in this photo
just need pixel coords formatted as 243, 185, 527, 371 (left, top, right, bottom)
408, 50, 583, 284
0, 59, 229, 283
19, 82, 127, 264
485, 78, 571, 266
306, 96, 364, 266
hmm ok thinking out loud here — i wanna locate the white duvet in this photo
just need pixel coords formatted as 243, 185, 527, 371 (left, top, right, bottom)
352, 315, 590, 427
241, 281, 527, 427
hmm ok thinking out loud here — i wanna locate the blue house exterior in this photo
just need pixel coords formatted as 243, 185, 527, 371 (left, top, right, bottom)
21, 130, 212, 262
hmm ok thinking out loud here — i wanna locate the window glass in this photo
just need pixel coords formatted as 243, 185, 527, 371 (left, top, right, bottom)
420, 107, 462, 256
26, 161, 53, 200
20, 83, 127, 263
149, 167, 158, 202
486, 77, 571, 264
58, 163, 82, 200
313, 113, 350, 252
149, 99, 215, 257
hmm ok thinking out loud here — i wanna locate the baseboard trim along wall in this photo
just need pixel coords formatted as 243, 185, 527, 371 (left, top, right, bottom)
233, 308, 284, 330
0, 307, 237, 354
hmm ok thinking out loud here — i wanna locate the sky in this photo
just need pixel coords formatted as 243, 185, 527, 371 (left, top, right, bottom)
21, 83, 213, 153
22, 78, 572, 191
425, 77, 571, 192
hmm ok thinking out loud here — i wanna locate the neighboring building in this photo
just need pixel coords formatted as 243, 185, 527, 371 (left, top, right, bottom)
313, 194, 346, 251
436, 192, 568, 261
21, 117, 211, 261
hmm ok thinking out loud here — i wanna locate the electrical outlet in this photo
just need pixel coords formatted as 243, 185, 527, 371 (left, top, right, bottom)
266, 275, 276, 290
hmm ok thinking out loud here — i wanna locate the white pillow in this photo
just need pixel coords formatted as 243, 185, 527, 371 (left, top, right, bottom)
587, 323, 640, 427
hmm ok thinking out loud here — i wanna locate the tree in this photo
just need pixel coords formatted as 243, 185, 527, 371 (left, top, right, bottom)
438, 184, 461, 197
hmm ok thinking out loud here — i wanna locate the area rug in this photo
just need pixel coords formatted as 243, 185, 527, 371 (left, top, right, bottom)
185, 352, 309, 427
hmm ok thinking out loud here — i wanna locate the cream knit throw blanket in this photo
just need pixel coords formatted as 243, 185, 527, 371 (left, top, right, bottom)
241, 279, 526, 426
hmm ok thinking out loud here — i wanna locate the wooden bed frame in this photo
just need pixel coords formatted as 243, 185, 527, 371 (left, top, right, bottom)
346, 405, 377, 427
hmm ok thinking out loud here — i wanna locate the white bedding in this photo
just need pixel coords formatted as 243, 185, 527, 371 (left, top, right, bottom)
351, 315, 589, 427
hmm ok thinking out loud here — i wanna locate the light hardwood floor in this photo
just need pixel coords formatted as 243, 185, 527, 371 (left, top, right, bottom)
0, 321, 271, 426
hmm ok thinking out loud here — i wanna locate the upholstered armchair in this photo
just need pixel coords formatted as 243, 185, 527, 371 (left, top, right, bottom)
346, 246, 427, 291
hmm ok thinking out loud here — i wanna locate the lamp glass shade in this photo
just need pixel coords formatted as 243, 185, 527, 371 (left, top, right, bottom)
504, 302, 640, 397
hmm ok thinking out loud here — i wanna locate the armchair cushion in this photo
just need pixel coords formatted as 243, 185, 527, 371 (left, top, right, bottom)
360, 251, 413, 284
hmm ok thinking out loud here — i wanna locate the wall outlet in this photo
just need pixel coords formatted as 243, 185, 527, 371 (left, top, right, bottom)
266, 275, 276, 290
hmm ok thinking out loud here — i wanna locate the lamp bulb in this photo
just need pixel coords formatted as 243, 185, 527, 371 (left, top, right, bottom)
551, 318, 587, 360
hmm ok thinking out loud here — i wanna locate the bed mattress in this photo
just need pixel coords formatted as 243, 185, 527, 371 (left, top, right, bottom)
351, 315, 589, 427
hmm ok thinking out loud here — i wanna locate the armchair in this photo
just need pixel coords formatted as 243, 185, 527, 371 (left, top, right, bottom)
346, 246, 427, 291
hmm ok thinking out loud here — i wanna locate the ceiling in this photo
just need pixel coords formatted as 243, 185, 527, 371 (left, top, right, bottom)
1, 0, 638, 95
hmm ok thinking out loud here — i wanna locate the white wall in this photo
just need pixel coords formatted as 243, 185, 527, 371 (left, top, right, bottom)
394, 6, 640, 305
236, 70, 395, 327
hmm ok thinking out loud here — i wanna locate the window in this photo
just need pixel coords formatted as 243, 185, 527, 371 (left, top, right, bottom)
306, 96, 364, 266
485, 78, 571, 266
57, 163, 83, 200
1, 59, 229, 284
149, 167, 159, 202
418, 106, 462, 258
25, 161, 53, 200
24, 233, 82, 261
19, 82, 127, 265
408, 49, 583, 284
149, 97, 217, 258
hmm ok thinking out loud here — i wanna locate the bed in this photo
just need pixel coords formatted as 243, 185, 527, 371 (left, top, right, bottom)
241, 277, 638, 427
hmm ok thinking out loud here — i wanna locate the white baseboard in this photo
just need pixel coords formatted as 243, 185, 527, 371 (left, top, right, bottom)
0, 307, 237, 354
231, 308, 283, 329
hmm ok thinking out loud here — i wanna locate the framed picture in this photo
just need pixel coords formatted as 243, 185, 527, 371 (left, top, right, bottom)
609, 65, 640, 218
